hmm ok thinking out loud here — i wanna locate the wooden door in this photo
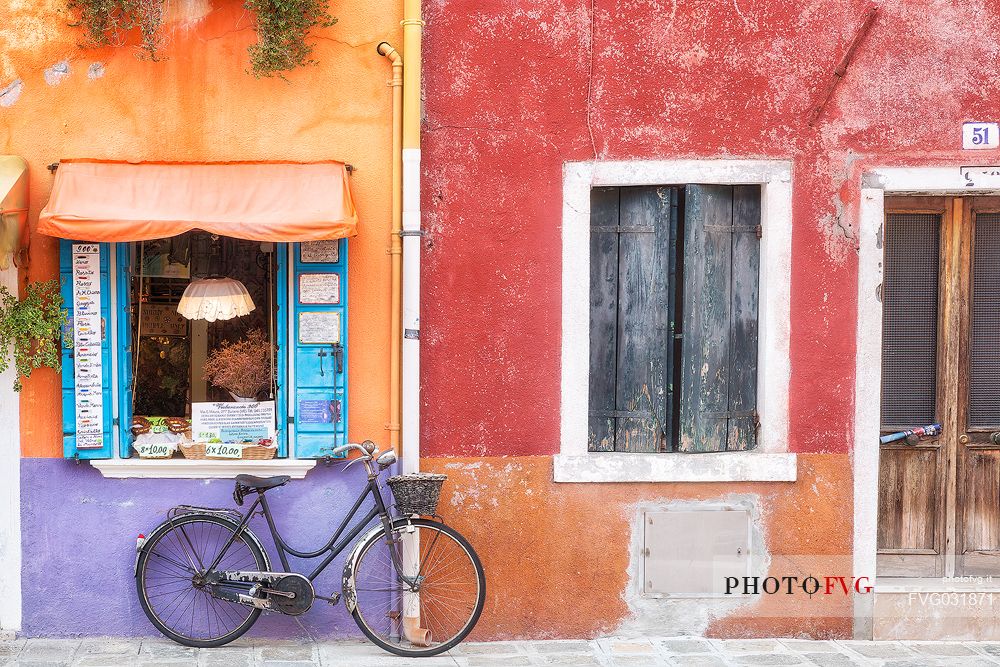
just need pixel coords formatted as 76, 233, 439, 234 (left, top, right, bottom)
878, 196, 1000, 578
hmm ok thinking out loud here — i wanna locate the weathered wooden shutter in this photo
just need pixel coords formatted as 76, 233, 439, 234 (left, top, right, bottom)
60, 239, 114, 459
290, 240, 348, 458
678, 185, 760, 452
588, 186, 676, 452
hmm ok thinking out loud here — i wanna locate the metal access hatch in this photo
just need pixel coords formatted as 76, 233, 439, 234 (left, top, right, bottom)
643, 507, 751, 597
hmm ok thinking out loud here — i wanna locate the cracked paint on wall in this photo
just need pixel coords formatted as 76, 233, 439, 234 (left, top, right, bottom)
43, 61, 69, 86
0, 79, 22, 107
420, 0, 1000, 459
423, 455, 853, 640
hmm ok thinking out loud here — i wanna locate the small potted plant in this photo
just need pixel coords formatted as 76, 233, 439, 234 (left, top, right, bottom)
202, 329, 273, 401
0, 280, 67, 391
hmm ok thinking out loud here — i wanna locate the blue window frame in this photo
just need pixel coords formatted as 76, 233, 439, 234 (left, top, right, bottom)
61, 239, 349, 461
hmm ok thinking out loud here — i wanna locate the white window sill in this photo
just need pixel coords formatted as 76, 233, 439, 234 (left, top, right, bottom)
91, 458, 317, 479
553, 452, 797, 483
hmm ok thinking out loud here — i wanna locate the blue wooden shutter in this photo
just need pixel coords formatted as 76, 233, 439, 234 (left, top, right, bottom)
274, 243, 289, 457
116, 243, 135, 457
60, 240, 114, 459
679, 185, 760, 452
290, 241, 348, 458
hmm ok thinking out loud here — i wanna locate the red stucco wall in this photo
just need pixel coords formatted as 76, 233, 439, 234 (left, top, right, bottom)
419, 0, 1000, 458
417, 0, 1000, 638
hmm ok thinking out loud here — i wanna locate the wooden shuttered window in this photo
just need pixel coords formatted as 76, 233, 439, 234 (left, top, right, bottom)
588, 184, 760, 453
678, 185, 761, 452
880, 213, 940, 429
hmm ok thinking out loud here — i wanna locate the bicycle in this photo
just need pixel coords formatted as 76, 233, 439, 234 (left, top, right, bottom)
134, 441, 486, 657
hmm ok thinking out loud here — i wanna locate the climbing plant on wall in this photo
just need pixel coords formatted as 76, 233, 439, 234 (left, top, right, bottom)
65, 0, 336, 76
66, 0, 166, 60
245, 0, 337, 77
0, 280, 67, 392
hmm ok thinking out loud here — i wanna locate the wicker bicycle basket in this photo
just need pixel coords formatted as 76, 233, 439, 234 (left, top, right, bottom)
387, 473, 447, 516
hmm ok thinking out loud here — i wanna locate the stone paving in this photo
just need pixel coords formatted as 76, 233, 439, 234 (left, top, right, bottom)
3, 636, 1000, 666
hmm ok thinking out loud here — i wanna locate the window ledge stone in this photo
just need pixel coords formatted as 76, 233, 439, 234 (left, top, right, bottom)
553, 452, 797, 483
91, 458, 317, 480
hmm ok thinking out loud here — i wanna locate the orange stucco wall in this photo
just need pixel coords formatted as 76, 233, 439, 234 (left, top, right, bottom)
424, 455, 854, 639
2, 0, 400, 456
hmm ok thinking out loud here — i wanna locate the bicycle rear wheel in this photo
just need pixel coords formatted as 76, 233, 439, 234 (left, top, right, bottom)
347, 518, 486, 657
136, 514, 268, 648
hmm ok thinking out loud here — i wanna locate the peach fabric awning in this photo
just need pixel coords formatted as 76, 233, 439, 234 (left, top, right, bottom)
38, 160, 359, 242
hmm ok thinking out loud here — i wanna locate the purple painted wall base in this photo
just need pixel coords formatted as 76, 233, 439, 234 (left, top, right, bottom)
21, 458, 374, 638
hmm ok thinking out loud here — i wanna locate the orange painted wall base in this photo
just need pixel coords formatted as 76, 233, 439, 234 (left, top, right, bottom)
423, 454, 854, 640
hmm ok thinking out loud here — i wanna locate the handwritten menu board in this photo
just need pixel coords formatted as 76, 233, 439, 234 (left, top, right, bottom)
299, 312, 341, 344
141, 303, 188, 337
192, 401, 276, 443
298, 274, 340, 304
300, 240, 340, 264
72, 244, 105, 450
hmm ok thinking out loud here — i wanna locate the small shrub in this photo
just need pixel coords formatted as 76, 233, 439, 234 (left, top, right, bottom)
202, 329, 274, 399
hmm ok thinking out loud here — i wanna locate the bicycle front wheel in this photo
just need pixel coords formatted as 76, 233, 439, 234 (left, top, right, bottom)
136, 514, 268, 648
348, 518, 486, 657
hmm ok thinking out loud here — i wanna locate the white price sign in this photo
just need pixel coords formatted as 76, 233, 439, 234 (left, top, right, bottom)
963, 123, 1000, 150
205, 442, 244, 459
134, 442, 173, 458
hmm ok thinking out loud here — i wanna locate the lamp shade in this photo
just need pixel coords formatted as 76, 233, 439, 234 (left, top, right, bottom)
176, 278, 256, 322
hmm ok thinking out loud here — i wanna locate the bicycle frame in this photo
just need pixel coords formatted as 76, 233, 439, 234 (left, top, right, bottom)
203, 467, 402, 583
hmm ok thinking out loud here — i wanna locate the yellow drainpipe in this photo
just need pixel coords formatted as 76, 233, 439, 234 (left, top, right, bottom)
398, 0, 430, 648
400, 0, 422, 476
377, 42, 403, 456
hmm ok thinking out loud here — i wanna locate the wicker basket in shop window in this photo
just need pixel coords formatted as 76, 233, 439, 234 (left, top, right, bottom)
179, 442, 277, 460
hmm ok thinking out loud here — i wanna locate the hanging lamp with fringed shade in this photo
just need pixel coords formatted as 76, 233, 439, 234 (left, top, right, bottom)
176, 277, 256, 322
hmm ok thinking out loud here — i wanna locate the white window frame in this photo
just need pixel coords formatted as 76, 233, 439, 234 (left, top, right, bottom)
555, 159, 796, 483
91, 243, 316, 479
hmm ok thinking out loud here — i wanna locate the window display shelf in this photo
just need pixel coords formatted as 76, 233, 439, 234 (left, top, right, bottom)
90, 458, 317, 479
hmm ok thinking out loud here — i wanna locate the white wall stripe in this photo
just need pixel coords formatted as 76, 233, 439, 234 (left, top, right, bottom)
0, 265, 22, 632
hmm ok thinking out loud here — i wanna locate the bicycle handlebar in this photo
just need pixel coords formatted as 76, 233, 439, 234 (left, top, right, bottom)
879, 423, 942, 445
327, 440, 378, 458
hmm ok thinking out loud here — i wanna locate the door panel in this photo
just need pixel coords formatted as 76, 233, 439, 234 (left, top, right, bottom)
877, 445, 943, 575
959, 449, 1000, 574
969, 212, 1000, 429
878, 200, 947, 577
880, 212, 941, 429
956, 201, 1000, 575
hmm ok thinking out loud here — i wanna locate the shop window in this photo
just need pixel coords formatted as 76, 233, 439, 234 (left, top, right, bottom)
59, 236, 348, 462
588, 185, 760, 453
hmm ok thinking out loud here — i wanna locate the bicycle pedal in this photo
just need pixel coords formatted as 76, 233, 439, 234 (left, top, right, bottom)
316, 592, 341, 606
